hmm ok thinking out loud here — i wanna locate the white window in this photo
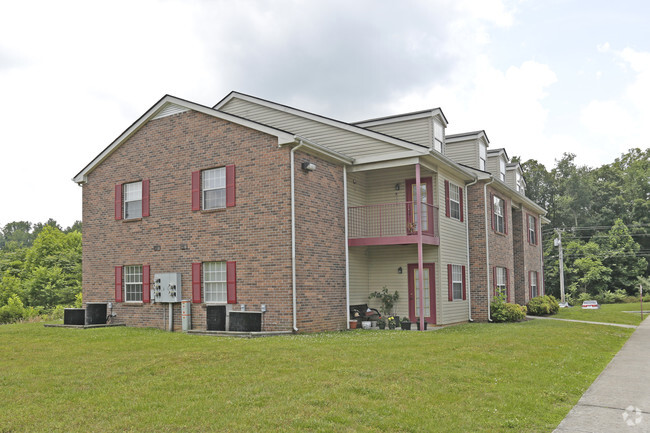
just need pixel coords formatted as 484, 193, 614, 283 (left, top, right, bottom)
496, 267, 507, 298
530, 271, 538, 298
452, 265, 464, 300
204, 261, 227, 303
203, 168, 226, 210
449, 183, 461, 220
123, 181, 142, 219
433, 119, 443, 153
528, 214, 537, 244
479, 143, 487, 171
493, 195, 505, 233
499, 158, 506, 181
124, 265, 143, 302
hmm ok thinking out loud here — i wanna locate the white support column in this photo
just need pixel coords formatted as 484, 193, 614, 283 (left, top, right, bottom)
416, 163, 425, 331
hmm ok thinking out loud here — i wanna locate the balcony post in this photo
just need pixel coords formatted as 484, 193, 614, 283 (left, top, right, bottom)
416, 163, 425, 331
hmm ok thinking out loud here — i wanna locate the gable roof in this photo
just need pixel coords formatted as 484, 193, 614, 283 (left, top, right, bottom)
73, 95, 301, 184
214, 91, 431, 154
445, 130, 490, 144
352, 107, 448, 128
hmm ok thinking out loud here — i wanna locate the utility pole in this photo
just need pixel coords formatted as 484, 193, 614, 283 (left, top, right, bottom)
554, 229, 568, 307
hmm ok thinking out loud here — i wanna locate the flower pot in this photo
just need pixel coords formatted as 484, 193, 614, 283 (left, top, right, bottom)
349, 320, 358, 329
416, 322, 428, 330
400, 322, 411, 330
378, 322, 386, 329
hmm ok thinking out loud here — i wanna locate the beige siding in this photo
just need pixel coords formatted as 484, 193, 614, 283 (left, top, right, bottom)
347, 171, 367, 207
446, 140, 478, 168
363, 118, 432, 148
220, 98, 408, 159
437, 168, 470, 323
365, 166, 437, 206
349, 247, 369, 305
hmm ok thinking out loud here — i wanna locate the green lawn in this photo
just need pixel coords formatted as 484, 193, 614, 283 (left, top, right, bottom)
553, 302, 648, 326
0, 321, 633, 433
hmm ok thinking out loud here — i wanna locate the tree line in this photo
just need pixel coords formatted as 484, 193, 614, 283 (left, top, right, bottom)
0, 219, 81, 322
517, 148, 649, 302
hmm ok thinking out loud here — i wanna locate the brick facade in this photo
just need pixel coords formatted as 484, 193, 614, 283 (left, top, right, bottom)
512, 207, 544, 305
82, 110, 345, 332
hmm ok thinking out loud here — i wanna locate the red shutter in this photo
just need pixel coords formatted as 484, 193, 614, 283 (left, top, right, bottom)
459, 186, 464, 222
191, 171, 200, 211
142, 179, 150, 217
114, 266, 123, 302
528, 271, 532, 299
192, 263, 201, 303
142, 265, 150, 303
490, 193, 495, 230
226, 165, 236, 208
227, 261, 237, 304
115, 184, 122, 220
447, 264, 453, 301
506, 268, 511, 302
462, 265, 467, 300
492, 267, 497, 297
444, 180, 450, 217
535, 271, 540, 297
526, 214, 531, 243
534, 216, 538, 245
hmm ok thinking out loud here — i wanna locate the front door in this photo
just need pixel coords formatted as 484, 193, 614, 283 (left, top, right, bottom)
406, 177, 433, 235
407, 263, 436, 324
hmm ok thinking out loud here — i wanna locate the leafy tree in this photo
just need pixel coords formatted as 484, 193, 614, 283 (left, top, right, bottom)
1, 221, 33, 249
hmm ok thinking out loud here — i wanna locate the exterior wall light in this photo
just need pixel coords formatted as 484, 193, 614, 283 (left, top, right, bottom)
301, 162, 316, 172
395, 183, 400, 191
398, 266, 403, 274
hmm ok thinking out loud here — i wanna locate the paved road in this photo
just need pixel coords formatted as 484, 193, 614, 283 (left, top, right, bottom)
554, 315, 650, 432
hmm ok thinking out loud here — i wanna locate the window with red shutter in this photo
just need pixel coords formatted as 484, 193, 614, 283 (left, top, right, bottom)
445, 180, 450, 217
226, 165, 236, 208
227, 261, 237, 304
447, 264, 453, 301
192, 263, 201, 303
115, 184, 122, 220
114, 266, 123, 302
142, 265, 150, 303
142, 179, 150, 217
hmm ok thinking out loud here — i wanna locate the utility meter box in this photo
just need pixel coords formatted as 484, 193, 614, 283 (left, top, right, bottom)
153, 273, 182, 303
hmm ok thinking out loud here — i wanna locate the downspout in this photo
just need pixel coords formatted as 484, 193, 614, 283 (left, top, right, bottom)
344, 168, 350, 328
416, 164, 425, 331
484, 178, 495, 321
464, 177, 478, 322
290, 141, 305, 332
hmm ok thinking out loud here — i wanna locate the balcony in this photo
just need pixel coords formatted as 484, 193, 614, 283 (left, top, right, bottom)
348, 202, 440, 246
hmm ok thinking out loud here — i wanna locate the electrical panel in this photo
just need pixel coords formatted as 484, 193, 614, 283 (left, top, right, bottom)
153, 273, 182, 303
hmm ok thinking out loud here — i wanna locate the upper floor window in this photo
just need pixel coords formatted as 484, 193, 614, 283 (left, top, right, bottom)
203, 168, 226, 210
192, 165, 236, 211
479, 143, 487, 171
124, 182, 142, 219
528, 214, 537, 244
433, 119, 443, 153
493, 195, 505, 234
115, 180, 149, 221
449, 183, 460, 220
516, 172, 524, 193
499, 159, 506, 181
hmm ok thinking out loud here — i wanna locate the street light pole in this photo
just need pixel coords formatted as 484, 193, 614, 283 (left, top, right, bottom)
554, 229, 567, 307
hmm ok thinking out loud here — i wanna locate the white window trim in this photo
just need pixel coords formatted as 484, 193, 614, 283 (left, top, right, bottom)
530, 271, 538, 298
202, 167, 226, 210
496, 267, 507, 297
494, 196, 505, 234
124, 265, 143, 302
449, 183, 461, 221
123, 181, 142, 220
451, 264, 463, 301
203, 261, 227, 304
528, 215, 537, 244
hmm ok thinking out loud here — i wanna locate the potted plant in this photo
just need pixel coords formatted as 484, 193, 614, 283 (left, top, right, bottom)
387, 316, 397, 330
377, 317, 386, 329
400, 316, 411, 330
368, 287, 399, 317
349, 320, 358, 329
416, 320, 428, 331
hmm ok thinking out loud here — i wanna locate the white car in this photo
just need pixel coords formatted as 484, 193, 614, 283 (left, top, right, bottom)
582, 300, 600, 309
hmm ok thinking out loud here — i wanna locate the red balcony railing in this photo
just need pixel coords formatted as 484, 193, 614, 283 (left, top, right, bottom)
348, 202, 439, 241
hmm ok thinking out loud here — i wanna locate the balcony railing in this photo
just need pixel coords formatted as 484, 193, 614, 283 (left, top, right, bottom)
348, 202, 439, 243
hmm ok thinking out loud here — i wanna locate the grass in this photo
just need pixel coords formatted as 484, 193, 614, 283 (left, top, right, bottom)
553, 302, 648, 326
0, 320, 633, 433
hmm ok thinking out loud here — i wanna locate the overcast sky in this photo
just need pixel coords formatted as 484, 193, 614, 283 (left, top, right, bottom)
1, 0, 649, 229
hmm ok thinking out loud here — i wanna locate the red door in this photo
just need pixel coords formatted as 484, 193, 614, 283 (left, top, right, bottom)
405, 177, 433, 235
408, 263, 436, 324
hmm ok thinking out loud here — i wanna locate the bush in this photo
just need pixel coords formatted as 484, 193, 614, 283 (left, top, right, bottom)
491, 297, 527, 322
0, 294, 27, 324
527, 295, 559, 316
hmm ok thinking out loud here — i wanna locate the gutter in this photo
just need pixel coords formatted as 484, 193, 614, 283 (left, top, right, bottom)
343, 168, 350, 328
484, 178, 495, 321
464, 176, 479, 321
290, 141, 305, 332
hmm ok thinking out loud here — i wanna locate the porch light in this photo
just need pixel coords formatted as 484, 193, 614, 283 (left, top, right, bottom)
395, 183, 400, 191
398, 267, 403, 274
301, 162, 316, 172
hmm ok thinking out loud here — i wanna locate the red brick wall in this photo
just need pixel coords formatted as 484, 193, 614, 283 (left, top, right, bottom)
513, 207, 544, 305
487, 186, 515, 305
82, 110, 301, 331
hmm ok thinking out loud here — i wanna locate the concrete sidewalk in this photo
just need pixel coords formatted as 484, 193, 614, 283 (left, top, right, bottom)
554, 316, 650, 432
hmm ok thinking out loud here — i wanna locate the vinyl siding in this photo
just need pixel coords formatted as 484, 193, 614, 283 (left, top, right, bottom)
347, 172, 367, 207
365, 166, 437, 206
220, 98, 408, 159
349, 247, 369, 304
363, 118, 432, 148
445, 140, 478, 168
437, 168, 470, 323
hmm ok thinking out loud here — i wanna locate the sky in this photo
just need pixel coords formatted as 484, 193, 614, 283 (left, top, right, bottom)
1, 0, 649, 229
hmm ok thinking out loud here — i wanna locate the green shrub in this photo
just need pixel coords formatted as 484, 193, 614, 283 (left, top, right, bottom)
0, 294, 27, 324
491, 297, 527, 322
526, 295, 560, 316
